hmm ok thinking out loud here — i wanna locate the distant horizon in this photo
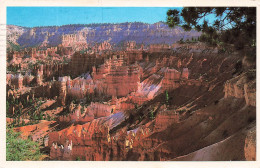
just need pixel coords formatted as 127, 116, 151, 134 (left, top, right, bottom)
7, 7, 181, 28
7, 21, 170, 28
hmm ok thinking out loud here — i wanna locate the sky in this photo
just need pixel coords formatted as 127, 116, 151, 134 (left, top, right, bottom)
7, 7, 181, 27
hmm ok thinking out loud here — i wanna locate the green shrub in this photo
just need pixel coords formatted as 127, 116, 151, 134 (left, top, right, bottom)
149, 109, 155, 120
6, 100, 9, 113
138, 115, 143, 122
6, 127, 42, 161
165, 90, 169, 105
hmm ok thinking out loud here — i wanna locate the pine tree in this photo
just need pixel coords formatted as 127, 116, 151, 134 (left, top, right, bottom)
165, 90, 169, 105
6, 127, 42, 160
167, 7, 256, 51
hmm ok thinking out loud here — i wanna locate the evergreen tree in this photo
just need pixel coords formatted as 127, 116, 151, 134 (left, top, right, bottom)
165, 90, 169, 105
17, 115, 20, 126
6, 100, 9, 113
167, 7, 256, 51
149, 109, 154, 120
179, 38, 184, 44
6, 127, 42, 160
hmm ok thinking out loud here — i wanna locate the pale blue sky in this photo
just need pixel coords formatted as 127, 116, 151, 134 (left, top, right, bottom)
7, 7, 182, 27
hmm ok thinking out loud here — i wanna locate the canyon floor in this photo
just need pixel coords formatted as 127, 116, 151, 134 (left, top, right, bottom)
6, 30, 256, 160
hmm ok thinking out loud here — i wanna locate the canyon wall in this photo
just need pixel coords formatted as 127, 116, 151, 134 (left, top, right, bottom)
7, 22, 201, 50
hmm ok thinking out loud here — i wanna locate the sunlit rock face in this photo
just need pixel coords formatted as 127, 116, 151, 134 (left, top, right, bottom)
93, 56, 142, 97
49, 112, 128, 160
94, 40, 112, 52
7, 25, 25, 46
48, 111, 157, 161
58, 102, 112, 124
162, 68, 181, 91
61, 33, 88, 51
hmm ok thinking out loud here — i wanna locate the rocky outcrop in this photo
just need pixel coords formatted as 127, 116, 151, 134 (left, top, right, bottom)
49, 113, 156, 161
124, 50, 143, 64
6, 25, 25, 49
10, 73, 24, 89
69, 52, 104, 76
59, 102, 113, 123
58, 78, 67, 106
224, 70, 256, 106
154, 109, 179, 131
59, 104, 93, 123
49, 112, 128, 160
67, 76, 94, 99
129, 73, 162, 105
162, 68, 181, 90
54, 75, 95, 103
244, 79, 256, 107
33, 63, 70, 80
61, 33, 88, 51
161, 67, 189, 91
11, 47, 58, 60
93, 56, 141, 97
95, 40, 112, 52
86, 102, 112, 118
244, 126, 256, 161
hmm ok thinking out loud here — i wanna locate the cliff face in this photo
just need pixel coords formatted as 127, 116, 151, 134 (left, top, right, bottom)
7, 22, 201, 49
224, 70, 256, 106
6, 25, 26, 48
